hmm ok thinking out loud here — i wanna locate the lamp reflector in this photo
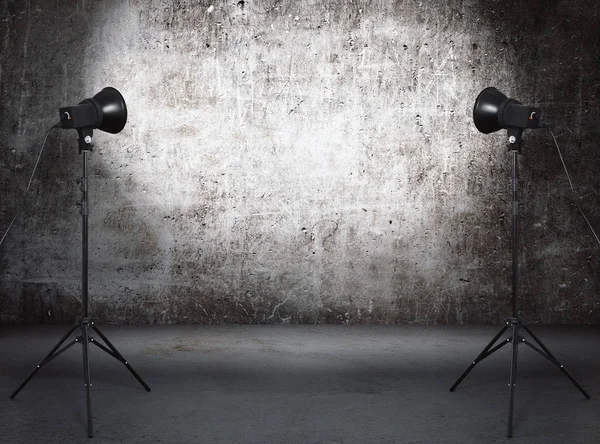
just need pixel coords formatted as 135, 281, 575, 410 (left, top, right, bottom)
473, 87, 507, 134
92, 87, 127, 134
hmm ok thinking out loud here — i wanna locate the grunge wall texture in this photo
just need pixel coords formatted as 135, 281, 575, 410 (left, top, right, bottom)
1, 0, 599, 324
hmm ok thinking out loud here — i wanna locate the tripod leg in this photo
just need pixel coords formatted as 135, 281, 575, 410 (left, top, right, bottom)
81, 322, 94, 437
91, 324, 151, 392
450, 323, 509, 392
521, 326, 590, 399
507, 322, 521, 438
10, 324, 79, 399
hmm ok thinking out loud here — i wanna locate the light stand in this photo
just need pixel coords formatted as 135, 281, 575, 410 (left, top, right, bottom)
450, 89, 589, 437
10, 89, 151, 438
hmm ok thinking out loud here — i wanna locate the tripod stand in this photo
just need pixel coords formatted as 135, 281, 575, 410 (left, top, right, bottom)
10, 129, 151, 438
449, 128, 590, 437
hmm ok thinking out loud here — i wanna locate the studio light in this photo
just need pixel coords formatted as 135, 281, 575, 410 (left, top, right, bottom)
473, 87, 542, 134
450, 87, 589, 438
59, 86, 127, 134
11, 87, 149, 438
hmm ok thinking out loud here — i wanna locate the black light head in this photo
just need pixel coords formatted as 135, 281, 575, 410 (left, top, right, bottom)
473, 87, 542, 134
58, 87, 127, 134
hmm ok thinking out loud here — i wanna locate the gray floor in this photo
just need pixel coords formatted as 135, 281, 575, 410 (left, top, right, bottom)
0, 325, 598, 444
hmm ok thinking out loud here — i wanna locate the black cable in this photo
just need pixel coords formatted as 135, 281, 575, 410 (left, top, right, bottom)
0, 123, 59, 248
549, 128, 600, 247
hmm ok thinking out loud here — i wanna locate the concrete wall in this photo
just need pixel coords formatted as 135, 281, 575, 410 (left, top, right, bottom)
1, 0, 599, 324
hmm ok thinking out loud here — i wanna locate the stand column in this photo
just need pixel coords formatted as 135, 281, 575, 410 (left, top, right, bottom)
79, 135, 94, 437
506, 128, 522, 437
510, 146, 519, 319
82, 149, 89, 318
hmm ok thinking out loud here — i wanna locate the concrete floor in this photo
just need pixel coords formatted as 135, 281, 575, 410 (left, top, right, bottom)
0, 325, 598, 444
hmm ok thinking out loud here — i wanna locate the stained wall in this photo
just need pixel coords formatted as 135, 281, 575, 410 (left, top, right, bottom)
1, 0, 599, 324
